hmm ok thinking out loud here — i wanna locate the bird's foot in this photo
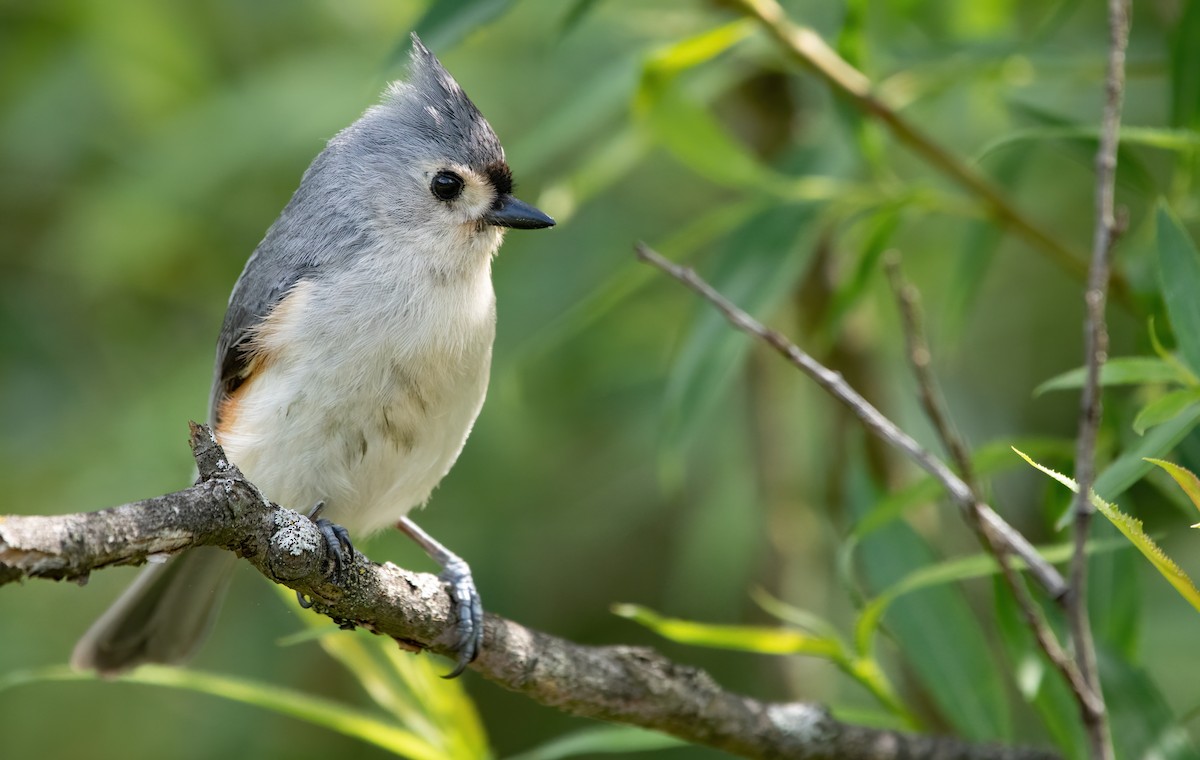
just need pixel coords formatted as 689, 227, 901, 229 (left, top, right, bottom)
438, 556, 483, 679
396, 516, 483, 678
297, 501, 355, 609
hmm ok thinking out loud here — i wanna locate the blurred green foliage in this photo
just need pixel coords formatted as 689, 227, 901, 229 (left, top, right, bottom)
3, 0, 1200, 758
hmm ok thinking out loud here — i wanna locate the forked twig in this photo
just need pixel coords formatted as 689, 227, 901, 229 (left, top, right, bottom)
635, 242, 1065, 598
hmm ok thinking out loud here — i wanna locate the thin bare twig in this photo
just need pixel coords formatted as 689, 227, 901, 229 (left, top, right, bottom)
635, 242, 1066, 598
0, 424, 1061, 760
1067, 0, 1131, 757
883, 254, 1104, 719
727, 0, 1133, 308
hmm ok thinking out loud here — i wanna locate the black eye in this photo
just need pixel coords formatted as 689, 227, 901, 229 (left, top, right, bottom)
430, 171, 464, 201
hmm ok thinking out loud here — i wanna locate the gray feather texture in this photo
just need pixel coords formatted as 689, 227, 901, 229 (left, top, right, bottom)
210, 34, 508, 420
76, 33, 538, 675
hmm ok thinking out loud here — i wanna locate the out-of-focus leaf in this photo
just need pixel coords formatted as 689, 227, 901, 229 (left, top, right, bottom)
824, 204, 901, 335
508, 56, 640, 177
976, 126, 1200, 162
860, 526, 1010, 739
1015, 449, 1200, 615
1090, 402, 1200, 507
1147, 458, 1200, 524
1134, 389, 1200, 434
1101, 648, 1200, 760
852, 436, 1075, 538
1158, 203, 1200, 376
635, 22, 783, 192
1002, 101, 1158, 193
409, 0, 514, 53
277, 586, 488, 758
850, 448, 1011, 741
640, 80, 775, 191
0, 665, 447, 760
558, 0, 602, 35
615, 602, 913, 723
1034, 357, 1192, 396
506, 726, 685, 760
612, 603, 844, 657
661, 203, 820, 482
643, 20, 755, 76
750, 586, 845, 641
992, 577, 1087, 760
1170, 0, 1200, 129
945, 147, 1027, 333
854, 536, 1125, 657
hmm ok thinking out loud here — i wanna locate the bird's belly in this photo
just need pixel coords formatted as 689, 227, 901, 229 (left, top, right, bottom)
216, 347, 490, 537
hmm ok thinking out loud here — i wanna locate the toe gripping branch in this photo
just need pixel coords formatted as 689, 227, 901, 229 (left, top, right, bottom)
297, 501, 356, 609
398, 517, 484, 678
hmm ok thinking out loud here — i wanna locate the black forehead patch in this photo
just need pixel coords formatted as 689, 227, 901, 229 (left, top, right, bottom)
486, 162, 513, 196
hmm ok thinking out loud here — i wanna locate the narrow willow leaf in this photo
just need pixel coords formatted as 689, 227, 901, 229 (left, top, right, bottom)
1146, 458, 1200, 524
612, 604, 844, 658
853, 537, 1126, 658
1157, 203, 1200, 376
750, 586, 846, 642
1134, 389, 1200, 434
409, 0, 514, 53
505, 726, 684, 760
1101, 648, 1200, 760
976, 125, 1200, 162
1034, 356, 1190, 396
1092, 404, 1200, 506
992, 577, 1088, 759
0, 665, 445, 760
1014, 449, 1200, 615
852, 437, 1075, 538
1170, 0, 1200, 129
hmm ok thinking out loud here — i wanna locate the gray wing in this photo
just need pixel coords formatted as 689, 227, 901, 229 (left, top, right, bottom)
207, 251, 314, 424
208, 146, 372, 424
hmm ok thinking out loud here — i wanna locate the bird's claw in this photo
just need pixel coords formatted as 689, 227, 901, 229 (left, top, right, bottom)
296, 501, 355, 609
439, 557, 483, 679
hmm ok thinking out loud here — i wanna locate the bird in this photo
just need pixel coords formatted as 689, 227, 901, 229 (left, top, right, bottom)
72, 34, 555, 678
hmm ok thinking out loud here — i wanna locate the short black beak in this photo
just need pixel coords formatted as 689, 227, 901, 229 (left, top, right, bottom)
484, 195, 555, 230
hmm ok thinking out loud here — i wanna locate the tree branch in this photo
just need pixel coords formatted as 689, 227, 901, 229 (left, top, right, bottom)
727, 0, 1132, 308
0, 423, 1058, 760
883, 253, 1104, 720
1066, 0, 1131, 757
635, 242, 1066, 600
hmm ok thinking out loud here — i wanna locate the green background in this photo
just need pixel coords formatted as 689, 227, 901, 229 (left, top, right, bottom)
2, 0, 1198, 757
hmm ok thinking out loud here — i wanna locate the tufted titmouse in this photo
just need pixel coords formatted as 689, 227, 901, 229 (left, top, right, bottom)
72, 35, 554, 678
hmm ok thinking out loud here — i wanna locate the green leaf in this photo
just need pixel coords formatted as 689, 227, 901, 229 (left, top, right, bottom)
615, 601, 913, 724
992, 577, 1087, 760
846, 443, 1011, 742
409, 0, 514, 53
1091, 402, 1200, 506
852, 436, 1076, 539
1015, 449, 1200, 615
976, 125, 1200, 162
661, 203, 821, 482
854, 536, 1126, 657
1146, 458, 1200, 523
1034, 357, 1191, 396
1158, 203, 1200, 376
1134, 389, 1200, 434
635, 22, 769, 191
276, 586, 488, 758
1101, 648, 1200, 760
506, 726, 685, 760
612, 604, 845, 658
0, 665, 447, 760
1170, 0, 1200, 129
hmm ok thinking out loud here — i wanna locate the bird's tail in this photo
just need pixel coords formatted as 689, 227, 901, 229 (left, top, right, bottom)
71, 547, 237, 676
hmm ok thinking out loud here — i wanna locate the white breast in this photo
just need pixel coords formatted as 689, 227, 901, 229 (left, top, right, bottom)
216, 246, 497, 537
